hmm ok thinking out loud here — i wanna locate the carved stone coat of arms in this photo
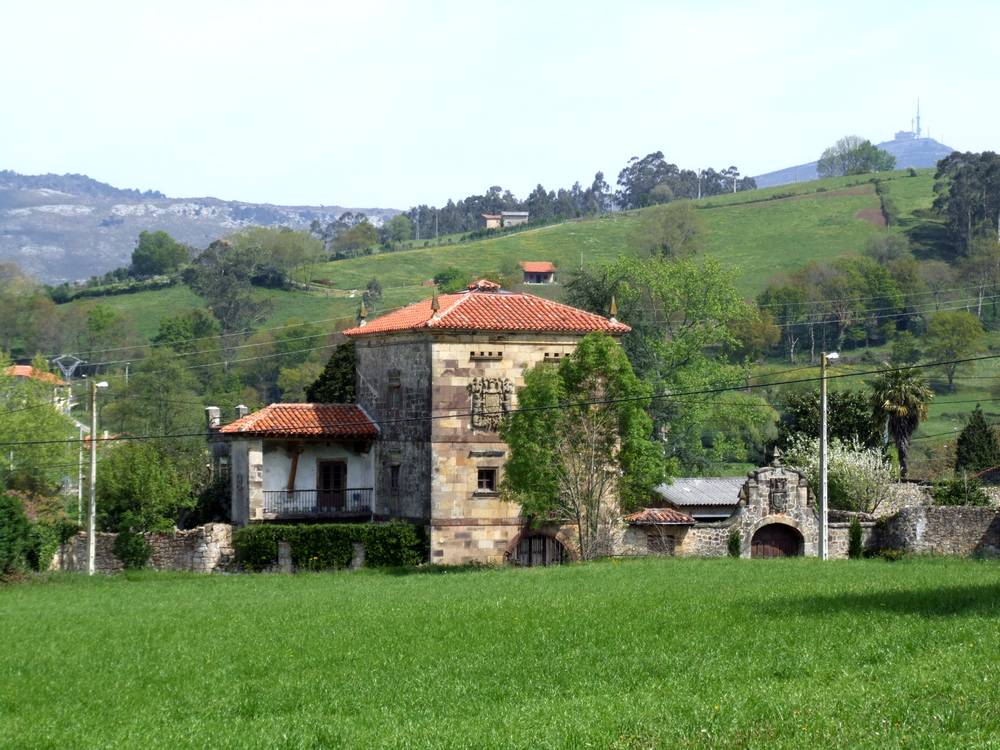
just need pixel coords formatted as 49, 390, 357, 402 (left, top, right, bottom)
468, 377, 513, 431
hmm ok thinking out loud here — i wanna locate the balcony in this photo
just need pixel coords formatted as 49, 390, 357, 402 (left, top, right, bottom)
262, 488, 375, 520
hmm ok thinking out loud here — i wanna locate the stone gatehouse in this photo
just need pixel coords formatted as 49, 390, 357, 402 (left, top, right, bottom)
343, 279, 629, 564
624, 452, 832, 558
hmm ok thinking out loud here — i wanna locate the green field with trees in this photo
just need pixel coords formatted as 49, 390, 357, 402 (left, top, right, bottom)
2, 559, 998, 748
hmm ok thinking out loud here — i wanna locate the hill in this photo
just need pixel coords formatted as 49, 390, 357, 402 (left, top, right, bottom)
0, 170, 399, 283
754, 133, 955, 188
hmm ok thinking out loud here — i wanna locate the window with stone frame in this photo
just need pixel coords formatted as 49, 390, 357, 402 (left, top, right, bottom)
477, 467, 498, 494
386, 369, 402, 415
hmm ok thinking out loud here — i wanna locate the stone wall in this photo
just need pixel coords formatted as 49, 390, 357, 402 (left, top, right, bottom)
875, 506, 1000, 557
53, 523, 235, 574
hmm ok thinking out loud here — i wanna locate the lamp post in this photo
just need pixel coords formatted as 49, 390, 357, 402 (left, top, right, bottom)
819, 352, 839, 560
87, 380, 108, 575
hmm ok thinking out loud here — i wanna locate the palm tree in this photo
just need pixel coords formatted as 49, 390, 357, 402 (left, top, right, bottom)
870, 367, 933, 479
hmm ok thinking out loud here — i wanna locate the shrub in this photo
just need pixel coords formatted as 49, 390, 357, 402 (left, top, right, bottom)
727, 530, 741, 558
233, 523, 427, 572
0, 493, 30, 575
879, 548, 905, 562
931, 474, 991, 506
784, 435, 895, 513
113, 515, 152, 570
25, 518, 79, 572
848, 516, 863, 559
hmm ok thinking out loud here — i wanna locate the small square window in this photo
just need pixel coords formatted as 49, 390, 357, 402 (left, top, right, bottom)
477, 468, 497, 493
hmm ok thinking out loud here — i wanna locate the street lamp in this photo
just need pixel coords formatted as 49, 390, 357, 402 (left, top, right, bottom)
87, 380, 108, 575
819, 352, 839, 560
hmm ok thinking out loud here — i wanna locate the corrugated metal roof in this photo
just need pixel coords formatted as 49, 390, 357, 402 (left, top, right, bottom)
654, 477, 743, 506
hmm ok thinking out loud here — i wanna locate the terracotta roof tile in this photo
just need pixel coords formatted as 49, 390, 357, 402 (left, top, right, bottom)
520, 261, 556, 273
4, 365, 67, 386
219, 403, 378, 439
623, 507, 696, 525
343, 288, 629, 337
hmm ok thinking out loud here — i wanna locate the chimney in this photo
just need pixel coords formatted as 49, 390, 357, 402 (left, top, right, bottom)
235, 404, 249, 420
205, 406, 221, 431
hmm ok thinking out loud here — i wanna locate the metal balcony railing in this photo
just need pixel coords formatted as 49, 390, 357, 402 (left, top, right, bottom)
262, 488, 374, 519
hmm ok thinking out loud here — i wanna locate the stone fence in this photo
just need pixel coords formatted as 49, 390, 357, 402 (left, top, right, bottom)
875, 506, 1000, 557
53, 523, 234, 574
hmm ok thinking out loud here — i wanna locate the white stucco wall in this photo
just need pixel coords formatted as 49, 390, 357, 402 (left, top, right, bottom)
262, 441, 375, 492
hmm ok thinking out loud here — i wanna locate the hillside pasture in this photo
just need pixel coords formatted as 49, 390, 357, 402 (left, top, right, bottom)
1, 558, 998, 749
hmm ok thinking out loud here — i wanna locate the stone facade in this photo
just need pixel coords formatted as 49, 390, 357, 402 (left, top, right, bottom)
355, 330, 586, 564
875, 506, 1000, 557
52, 524, 235, 573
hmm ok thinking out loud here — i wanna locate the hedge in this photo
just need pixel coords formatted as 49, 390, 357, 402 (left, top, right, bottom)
233, 523, 427, 571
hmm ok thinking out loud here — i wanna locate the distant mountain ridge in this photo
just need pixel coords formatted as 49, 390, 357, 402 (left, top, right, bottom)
753, 134, 956, 189
0, 170, 399, 283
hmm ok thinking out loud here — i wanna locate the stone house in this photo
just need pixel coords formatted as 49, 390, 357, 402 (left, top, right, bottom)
481, 211, 530, 230
520, 261, 556, 285
342, 279, 629, 564
215, 403, 379, 526
481, 213, 502, 229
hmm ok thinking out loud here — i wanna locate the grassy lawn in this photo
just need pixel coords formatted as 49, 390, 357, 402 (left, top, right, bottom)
2, 557, 999, 748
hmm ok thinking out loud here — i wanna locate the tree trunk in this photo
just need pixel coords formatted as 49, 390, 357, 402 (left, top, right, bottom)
896, 433, 910, 480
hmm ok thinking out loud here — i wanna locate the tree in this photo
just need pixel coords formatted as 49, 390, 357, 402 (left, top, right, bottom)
955, 405, 1000, 474
631, 201, 704, 258
616, 152, 679, 209
870, 367, 933, 479
890, 331, 921, 365
925, 311, 985, 389
817, 136, 896, 178
433, 266, 465, 293
96, 442, 195, 532
784, 435, 894, 514
228, 227, 324, 287
305, 343, 356, 403
333, 221, 378, 255
932, 151, 1000, 255
500, 333, 665, 559
383, 215, 414, 245
130, 231, 189, 277
183, 240, 272, 339
0, 492, 30, 574
778, 389, 881, 450
278, 362, 325, 402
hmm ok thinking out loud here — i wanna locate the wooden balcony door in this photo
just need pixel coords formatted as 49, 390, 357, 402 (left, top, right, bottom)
317, 460, 347, 511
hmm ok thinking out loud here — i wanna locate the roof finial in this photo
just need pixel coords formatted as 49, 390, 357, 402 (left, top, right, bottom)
770, 445, 783, 468
609, 295, 618, 323
358, 300, 368, 327
431, 288, 440, 312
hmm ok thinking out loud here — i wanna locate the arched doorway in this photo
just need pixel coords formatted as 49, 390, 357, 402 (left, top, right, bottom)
751, 524, 803, 558
514, 534, 567, 566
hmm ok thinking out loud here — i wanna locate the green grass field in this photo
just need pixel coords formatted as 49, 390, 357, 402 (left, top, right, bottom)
3, 558, 999, 748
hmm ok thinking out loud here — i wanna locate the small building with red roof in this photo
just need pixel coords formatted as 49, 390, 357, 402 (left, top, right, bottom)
343, 280, 628, 565
519, 260, 556, 285
215, 403, 379, 525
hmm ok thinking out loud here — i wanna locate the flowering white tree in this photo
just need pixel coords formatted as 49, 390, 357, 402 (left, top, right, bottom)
783, 435, 895, 514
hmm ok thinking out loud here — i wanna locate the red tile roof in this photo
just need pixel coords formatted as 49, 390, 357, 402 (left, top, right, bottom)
623, 507, 696, 525
343, 287, 629, 337
4, 365, 67, 386
219, 403, 379, 439
520, 261, 556, 273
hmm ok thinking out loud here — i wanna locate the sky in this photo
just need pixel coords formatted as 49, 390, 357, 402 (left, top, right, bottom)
2, 0, 998, 209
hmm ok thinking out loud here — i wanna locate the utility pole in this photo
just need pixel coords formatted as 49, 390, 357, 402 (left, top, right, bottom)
87, 380, 108, 575
819, 352, 839, 560
77, 426, 84, 524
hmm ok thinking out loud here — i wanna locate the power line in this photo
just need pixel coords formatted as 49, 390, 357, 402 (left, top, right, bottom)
2, 353, 997, 449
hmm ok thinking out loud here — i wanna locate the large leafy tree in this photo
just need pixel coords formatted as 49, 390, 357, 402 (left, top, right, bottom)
817, 136, 895, 178
306, 343, 356, 403
229, 227, 323, 287
870, 367, 933, 479
925, 310, 985, 389
96, 441, 195, 532
183, 240, 272, 339
778, 389, 882, 450
500, 333, 665, 559
932, 151, 1000, 255
566, 256, 772, 470
631, 200, 704, 258
130, 231, 189, 277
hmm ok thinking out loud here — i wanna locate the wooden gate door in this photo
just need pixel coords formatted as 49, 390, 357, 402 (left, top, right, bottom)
751, 524, 802, 558
515, 534, 567, 566
317, 461, 346, 511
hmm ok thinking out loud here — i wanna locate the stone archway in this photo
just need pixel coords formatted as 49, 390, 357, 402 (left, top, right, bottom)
751, 524, 804, 558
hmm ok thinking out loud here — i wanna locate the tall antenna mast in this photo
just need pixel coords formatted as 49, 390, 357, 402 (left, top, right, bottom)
916, 98, 921, 138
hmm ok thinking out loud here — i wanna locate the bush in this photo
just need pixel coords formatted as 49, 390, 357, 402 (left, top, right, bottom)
113, 519, 152, 570
233, 523, 427, 572
931, 474, 991, 506
0, 493, 30, 575
879, 548, 905, 562
727, 530, 741, 558
25, 518, 79, 572
848, 516, 863, 559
